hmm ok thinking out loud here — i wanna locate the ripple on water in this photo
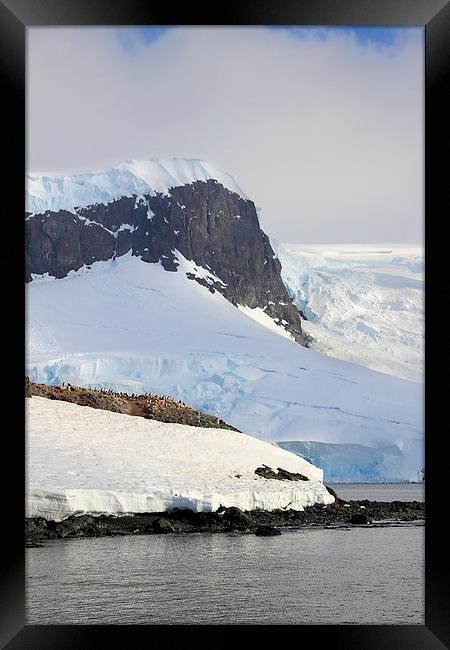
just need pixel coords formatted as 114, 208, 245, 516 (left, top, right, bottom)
26, 523, 424, 625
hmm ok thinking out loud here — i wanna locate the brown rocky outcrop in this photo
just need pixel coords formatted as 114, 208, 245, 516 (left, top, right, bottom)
25, 377, 239, 431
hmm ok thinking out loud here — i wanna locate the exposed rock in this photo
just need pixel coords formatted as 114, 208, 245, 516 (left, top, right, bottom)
167, 507, 198, 522
25, 180, 306, 344
25, 517, 52, 540
350, 513, 372, 525
276, 467, 309, 481
25, 378, 238, 431
325, 484, 347, 507
255, 465, 309, 481
152, 518, 175, 534
255, 465, 279, 480
25, 500, 424, 543
222, 506, 253, 530
325, 485, 339, 499
254, 525, 282, 536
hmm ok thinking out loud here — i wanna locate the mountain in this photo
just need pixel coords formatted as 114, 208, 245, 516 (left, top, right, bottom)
25, 158, 423, 483
26, 158, 305, 344
26, 253, 423, 483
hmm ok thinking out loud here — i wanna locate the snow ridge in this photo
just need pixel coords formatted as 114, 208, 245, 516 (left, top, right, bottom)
26, 397, 333, 520
26, 158, 247, 216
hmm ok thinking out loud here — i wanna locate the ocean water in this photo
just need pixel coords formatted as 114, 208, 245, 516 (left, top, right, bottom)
26, 486, 424, 625
329, 482, 425, 502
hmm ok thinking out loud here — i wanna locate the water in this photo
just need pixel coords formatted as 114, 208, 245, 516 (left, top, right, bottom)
329, 482, 425, 502
26, 484, 424, 625
27, 524, 424, 625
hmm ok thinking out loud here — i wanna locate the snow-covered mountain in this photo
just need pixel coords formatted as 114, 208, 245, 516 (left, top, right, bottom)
274, 243, 424, 383
27, 396, 333, 520
26, 158, 305, 344
26, 254, 423, 483
25, 158, 424, 483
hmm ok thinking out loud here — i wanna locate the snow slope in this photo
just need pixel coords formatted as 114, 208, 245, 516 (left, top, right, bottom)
26, 158, 247, 215
26, 396, 333, 520
26, 254, 423, 483
274, 243, 424, 383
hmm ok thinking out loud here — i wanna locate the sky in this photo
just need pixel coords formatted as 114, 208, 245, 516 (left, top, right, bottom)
27, 26, 424, 244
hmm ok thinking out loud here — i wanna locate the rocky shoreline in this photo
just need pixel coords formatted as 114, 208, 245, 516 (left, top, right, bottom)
25, 499, 424, 545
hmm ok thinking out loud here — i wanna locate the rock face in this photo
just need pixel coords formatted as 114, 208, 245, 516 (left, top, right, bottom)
25, 179, 306, 344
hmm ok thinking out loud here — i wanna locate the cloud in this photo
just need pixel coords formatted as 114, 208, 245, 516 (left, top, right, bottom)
27, 27, 423, 243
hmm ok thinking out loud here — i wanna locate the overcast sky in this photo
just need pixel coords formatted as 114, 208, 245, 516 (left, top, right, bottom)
27, 27, 423, 244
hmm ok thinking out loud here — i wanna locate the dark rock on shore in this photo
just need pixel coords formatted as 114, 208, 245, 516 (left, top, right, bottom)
254, 525, 282, 536
325, 485, 347, 507
167, 507, 199, 522
152, 518, 175, 534
349, 512, 372, 525
25, 499, 425, 545
325, 485, 339, 499
25, 514, 112, 540
222, 507, 253, 531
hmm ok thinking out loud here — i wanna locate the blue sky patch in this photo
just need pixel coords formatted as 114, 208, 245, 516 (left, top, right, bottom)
115, 26, 422, 54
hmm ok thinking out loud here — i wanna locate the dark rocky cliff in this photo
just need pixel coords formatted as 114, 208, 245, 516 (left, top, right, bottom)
25, 179, 306, 344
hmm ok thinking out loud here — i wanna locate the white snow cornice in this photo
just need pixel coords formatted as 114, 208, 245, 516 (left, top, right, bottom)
26, 158, 248, 216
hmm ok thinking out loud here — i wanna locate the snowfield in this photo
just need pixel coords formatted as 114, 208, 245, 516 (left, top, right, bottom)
26, 158, 247, 216
26, 396, 333, 520
26, 254, 424, 483
274, 243, 424, 383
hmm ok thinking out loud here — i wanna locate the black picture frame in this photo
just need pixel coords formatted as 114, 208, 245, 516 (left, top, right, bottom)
2, 0, 448, 647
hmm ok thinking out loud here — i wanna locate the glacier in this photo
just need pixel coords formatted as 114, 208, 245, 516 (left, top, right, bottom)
26, 396, 333, 520
26, 158, 247, 216
26, 253, 424, 483
274, 243, 424, 383
277, 440, 424, 484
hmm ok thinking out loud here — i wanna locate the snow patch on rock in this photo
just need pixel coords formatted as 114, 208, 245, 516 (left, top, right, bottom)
238, 305, 295, 341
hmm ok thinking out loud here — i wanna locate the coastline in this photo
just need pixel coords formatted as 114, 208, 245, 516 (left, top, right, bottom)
26, 499, 424, 545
